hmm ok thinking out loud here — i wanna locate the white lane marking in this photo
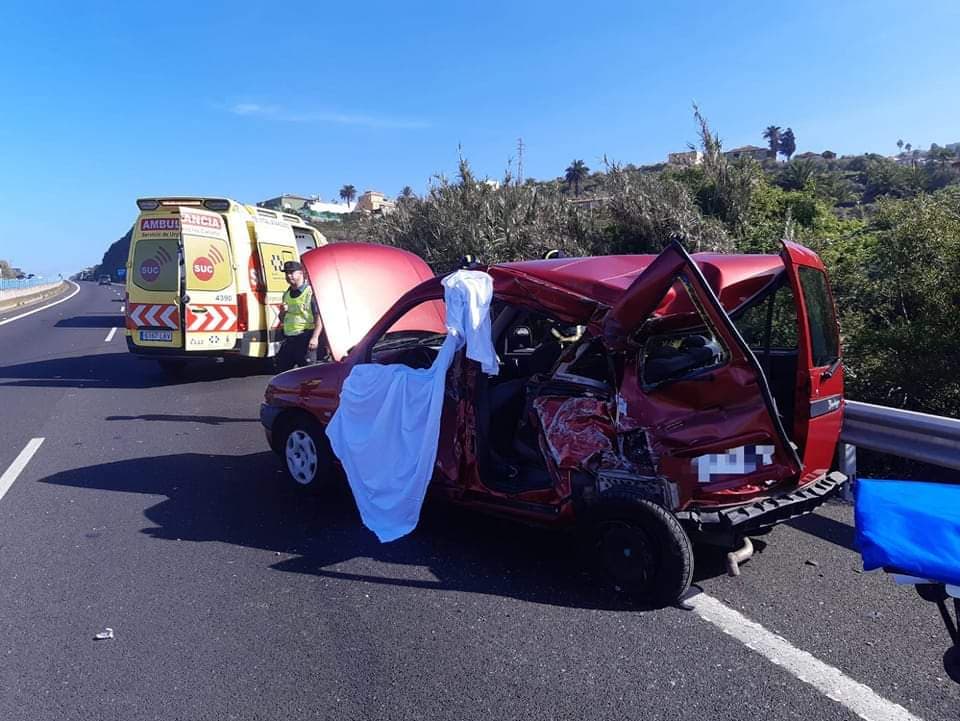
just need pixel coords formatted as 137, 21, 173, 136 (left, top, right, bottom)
0, 438, 44, 504
104, 326, 118, 342
0, 281, 80, 327
687, 593, 922, 721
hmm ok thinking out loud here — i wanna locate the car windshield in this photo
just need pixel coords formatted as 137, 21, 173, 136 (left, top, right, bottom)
372, 330, 447, 353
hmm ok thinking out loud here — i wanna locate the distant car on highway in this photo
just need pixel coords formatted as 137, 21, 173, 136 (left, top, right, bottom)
261, 240, 846, 605
98, 275, 111, 285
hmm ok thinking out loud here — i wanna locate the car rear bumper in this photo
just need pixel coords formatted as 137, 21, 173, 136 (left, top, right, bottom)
126, 336, 227, 359
677, 471, 847, 534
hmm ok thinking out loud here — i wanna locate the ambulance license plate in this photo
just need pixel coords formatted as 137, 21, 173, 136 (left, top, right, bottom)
140, 330, 172, 342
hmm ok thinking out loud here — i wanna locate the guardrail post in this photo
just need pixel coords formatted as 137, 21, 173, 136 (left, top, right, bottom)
838, 442, 857, 500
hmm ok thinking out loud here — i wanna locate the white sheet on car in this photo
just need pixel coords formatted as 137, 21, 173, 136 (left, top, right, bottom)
326, 270, 498, 542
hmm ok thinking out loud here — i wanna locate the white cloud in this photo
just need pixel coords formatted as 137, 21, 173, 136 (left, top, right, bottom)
226, 102, 428, 129
229, 103, 279, 116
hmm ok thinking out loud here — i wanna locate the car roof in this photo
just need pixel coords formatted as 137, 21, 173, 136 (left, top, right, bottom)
493, 253, 786, 312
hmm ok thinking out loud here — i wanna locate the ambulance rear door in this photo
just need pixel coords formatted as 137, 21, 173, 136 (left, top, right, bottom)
180, 207, 238, 352
253, 216, 300, 339
127, 214, 182, 349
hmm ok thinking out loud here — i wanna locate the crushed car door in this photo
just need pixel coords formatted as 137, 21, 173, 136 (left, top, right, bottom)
780, 240, 843, 482
602, 241, 802, 505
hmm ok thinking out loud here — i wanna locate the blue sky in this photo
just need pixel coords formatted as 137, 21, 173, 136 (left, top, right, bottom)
1, 0, 958, 277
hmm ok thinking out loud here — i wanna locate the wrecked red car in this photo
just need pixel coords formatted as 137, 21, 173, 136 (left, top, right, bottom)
261, 240, 847, 604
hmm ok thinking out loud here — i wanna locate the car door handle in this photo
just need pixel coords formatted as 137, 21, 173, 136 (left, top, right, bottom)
821, 357, 842, 380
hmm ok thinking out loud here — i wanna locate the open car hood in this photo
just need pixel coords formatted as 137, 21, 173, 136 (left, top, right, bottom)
301, 243, 444, 361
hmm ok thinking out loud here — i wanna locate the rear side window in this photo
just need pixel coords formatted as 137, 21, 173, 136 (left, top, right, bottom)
798, 267, 839, 366
733, 281, 799, 351
640, 278, 728, 387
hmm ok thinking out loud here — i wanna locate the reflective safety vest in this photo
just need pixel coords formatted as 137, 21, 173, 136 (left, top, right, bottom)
282, 285, 316, 335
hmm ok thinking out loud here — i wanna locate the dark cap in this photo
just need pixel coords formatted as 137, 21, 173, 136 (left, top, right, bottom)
282, 261, 303, 273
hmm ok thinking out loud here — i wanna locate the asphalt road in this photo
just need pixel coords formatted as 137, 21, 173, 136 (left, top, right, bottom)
0, 281, 957, 721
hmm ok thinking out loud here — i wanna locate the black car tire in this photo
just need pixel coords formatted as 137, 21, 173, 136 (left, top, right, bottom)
589, 492, 694, 607
278, 415, 336, 494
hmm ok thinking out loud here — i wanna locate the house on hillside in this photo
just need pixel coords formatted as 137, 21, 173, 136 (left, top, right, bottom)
259, 194, 313, 212
667, 150, 703, 166
354, 190, 396, 215
724, 145, 770, 161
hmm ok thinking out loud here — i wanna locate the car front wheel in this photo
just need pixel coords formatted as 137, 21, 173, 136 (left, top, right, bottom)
279, 416, 336, 493
590, 495, 694, 607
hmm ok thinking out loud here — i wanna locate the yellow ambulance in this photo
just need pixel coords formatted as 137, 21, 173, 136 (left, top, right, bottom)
125, 197, 326, 373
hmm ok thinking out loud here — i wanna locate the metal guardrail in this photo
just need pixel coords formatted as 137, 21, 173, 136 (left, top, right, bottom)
839, 400, 960, 478
0, 277, 55, 291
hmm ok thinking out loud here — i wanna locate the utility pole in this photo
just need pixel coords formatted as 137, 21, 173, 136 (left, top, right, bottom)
516, 137, 524, 186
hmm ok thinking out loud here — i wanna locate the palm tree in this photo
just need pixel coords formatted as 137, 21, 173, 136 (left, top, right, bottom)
399, 186, 414, 199
779, 128, 796, 161
897, 139, 904, 154
763, 126, 782, 160
339, 184, 357, 205
905, 143, 912, 153
564, 160, 589, 196
780, 158, 818, 190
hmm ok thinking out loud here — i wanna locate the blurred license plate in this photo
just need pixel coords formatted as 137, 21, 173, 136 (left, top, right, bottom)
140, 330, 172, 342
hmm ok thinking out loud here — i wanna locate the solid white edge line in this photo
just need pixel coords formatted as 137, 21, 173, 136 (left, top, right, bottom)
687, 592, 923, 721
104, 326, 118, 342
0, 438, 44, 504
0, 280, 80, 327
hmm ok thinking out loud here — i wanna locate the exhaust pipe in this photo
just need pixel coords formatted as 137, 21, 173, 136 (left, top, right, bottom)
726, 537, 754, 577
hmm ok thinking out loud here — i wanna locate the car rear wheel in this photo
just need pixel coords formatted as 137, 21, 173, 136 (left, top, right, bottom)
590, 495, 693, 607
279, 416, 336, 493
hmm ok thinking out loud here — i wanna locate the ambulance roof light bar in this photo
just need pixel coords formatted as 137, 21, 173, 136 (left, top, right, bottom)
137, 198, 231, 211
203, 199, 231, 211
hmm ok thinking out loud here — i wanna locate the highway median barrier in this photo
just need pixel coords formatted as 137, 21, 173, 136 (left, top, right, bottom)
0, 281, 69, 313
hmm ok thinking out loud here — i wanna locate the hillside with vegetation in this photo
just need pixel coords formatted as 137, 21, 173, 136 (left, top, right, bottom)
352, 109, 960, 421
97, 109, 960, 426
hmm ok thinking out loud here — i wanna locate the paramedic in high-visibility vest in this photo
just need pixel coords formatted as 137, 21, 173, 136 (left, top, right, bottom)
277, 260, 323, 372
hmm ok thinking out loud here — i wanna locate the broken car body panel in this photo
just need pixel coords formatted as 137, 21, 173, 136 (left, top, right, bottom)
263, 240, 844, 538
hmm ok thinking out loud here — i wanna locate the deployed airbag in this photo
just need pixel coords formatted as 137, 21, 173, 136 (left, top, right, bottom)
326, 270, 498, 542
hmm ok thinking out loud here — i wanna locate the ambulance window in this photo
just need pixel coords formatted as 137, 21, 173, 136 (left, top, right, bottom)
184, 235, 233, 292
294, 229, 316, 256
132, 239, 178, 292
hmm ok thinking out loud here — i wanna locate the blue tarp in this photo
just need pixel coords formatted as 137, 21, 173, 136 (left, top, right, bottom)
855, 479, 960, 586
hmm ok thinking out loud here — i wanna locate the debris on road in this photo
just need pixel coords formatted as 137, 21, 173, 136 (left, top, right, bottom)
93, 627, 114, 641
805, 559, 820, 567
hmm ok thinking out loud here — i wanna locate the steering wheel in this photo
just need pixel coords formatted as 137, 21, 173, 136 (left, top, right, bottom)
402, 346, 436, 369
